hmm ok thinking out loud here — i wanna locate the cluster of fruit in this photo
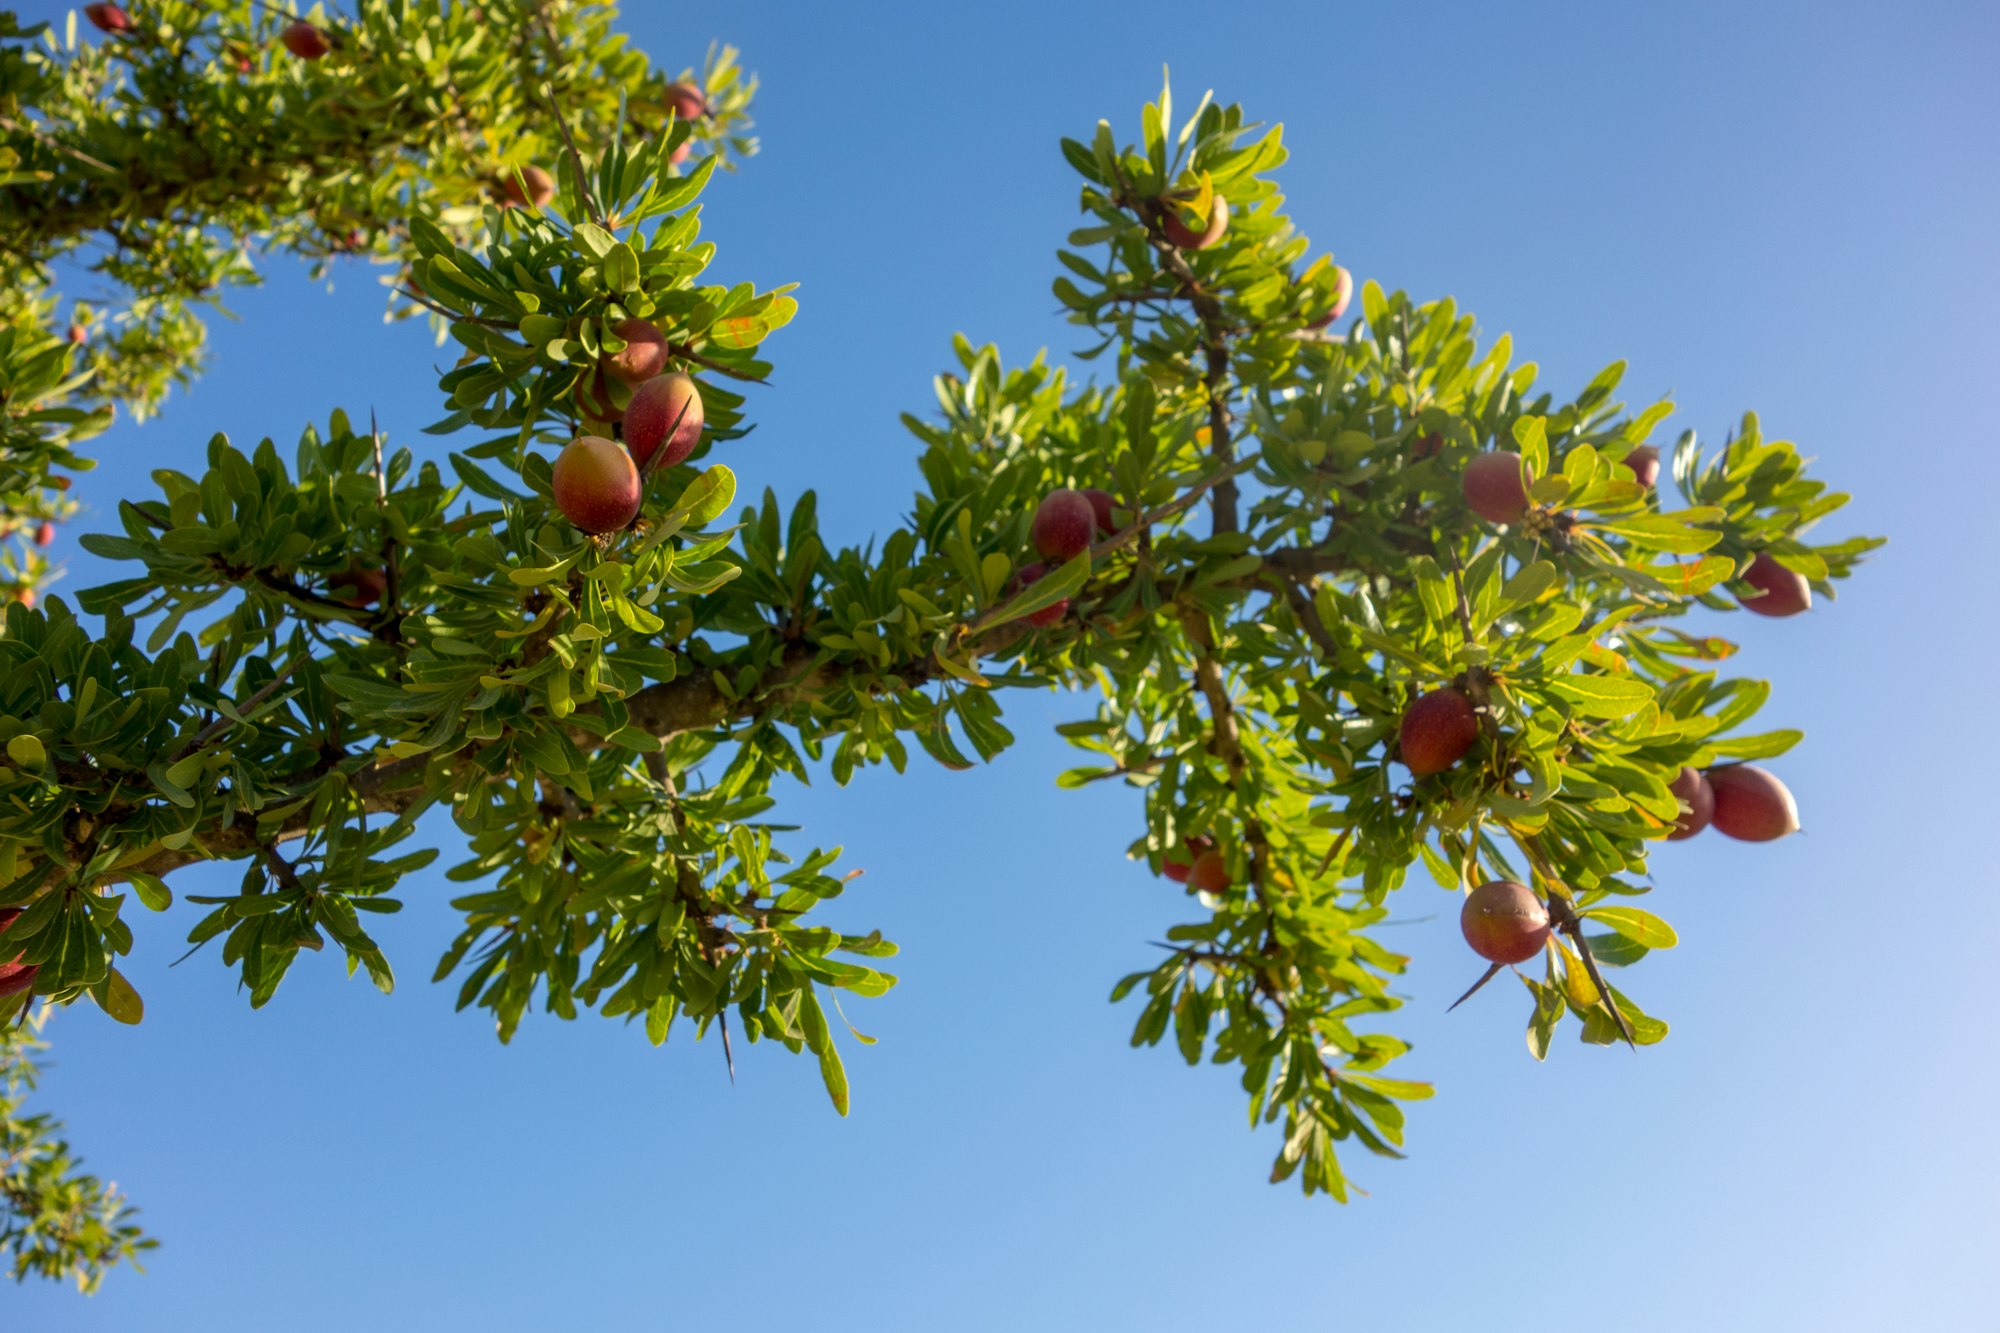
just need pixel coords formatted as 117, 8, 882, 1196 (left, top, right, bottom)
553, 319, 706, 535
1013, 487, 1125, 626
87, 3, 332, 60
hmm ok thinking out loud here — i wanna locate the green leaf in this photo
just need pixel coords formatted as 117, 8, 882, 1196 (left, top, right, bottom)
5, 734, 46, 771
603, 242, 641, 293
94, 967, 145, 1025
1584, 906, 1678, 949
669, 465, 736, 526
1705, 729, 1803, 760
1546, 674, 1653, 718
127, 873, 173, 912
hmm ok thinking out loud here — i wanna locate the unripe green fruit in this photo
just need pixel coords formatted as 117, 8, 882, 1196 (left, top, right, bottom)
1666, 765, 1713, 841
551, 435, 642, 534
625, 372, 705, 471
1188, 851, 1231, 893
0, 907, 38, 999
1162, 835, 1215, 884
1624, 445, 1660, 490
1032, 489, 1096, 562
1163, 194, 1230, 250
1012, 563, 1067, 628
281, 20, 330, 60
1462, 451, 1532, 525
604, 318, 668, 385
1705, 764, 1800, 842
1399, 688, 1480, 776
1460, 880, 1550, 965
502, 165, 556, 209
1735, 551, 1811, 617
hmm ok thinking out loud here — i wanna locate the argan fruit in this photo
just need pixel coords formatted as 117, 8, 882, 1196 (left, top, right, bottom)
665, 81, 707, 123
0, 907, 39, 999
1012, 563, 1068, 628
1462, 451, 1532, 525
1399, 688, 1480, 777
1705, 764, 1800, 842
624, 372, 704, 472
66, 324, 86, 346
1666, 765, 1714, 841
1081, 487, 1118, 535
502, 164, 556, 209
330, 563, 387, 609
35, 522, 55, 548
551, 435, 642, 534
571, 365, 627, 424
1410, 430, 1444, 461
1188, 851, 1232, 893
1162, 194, 1230, 250
1460, 880, 1550, 965
1307, 265, 1354, 330
1624, 445, 1660, 490
1735, 551, 1812, 618
84, 3, 130, 34
281, 20, 330, 61
603, 317, 668, 385
1032, 489, 1097, 562
14, 589, 34, 610
1162, 835, 1215, 884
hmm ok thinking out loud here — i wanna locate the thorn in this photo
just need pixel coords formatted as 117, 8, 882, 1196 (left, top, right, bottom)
1564, 922, 1635, 1049
719, 1010, 736, 1084
1446, 962, 1504, 1012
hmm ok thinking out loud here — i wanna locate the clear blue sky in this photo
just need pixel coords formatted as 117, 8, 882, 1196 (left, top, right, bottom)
13, 1, 1999, 1328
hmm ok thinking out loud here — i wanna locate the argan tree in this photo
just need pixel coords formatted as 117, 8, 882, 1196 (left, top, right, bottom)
0, 1, 1879, 1292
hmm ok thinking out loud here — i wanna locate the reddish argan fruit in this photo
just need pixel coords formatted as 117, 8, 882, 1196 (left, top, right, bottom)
1399, 688, 1480, 777
51, 476, 69, 492
65, 324, 86, 346
1705, 764, 1800, 842
1162, 194, 1230, 250
571, 365, 626, 424
665, 81, 708, 123
551, 435, 642, 535
14, 589, 34, 611
1032, 489, 1097, 562
84, 3, 130, 34
1624, 445, 1661, 490
281, 20, 330, 60
35, 522, 55, 548
1188, 851, 1232, 893
1462, 451, 1532, 525
1162, 835, 1215, 884
1307, 265, 1354, 330
0, 907, 39, 999
1081, 487, 1118, 535
1410, 430, 1444, 461
501, 165, 556, 209
1666, 765, 1714, 841
330, 563, 387, 609
1735, 551, 1812, 618
624, 372, 705, 472
1460, 880, 1550, 965
603, 317, 668, 385
1011, 563, 1068, 628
